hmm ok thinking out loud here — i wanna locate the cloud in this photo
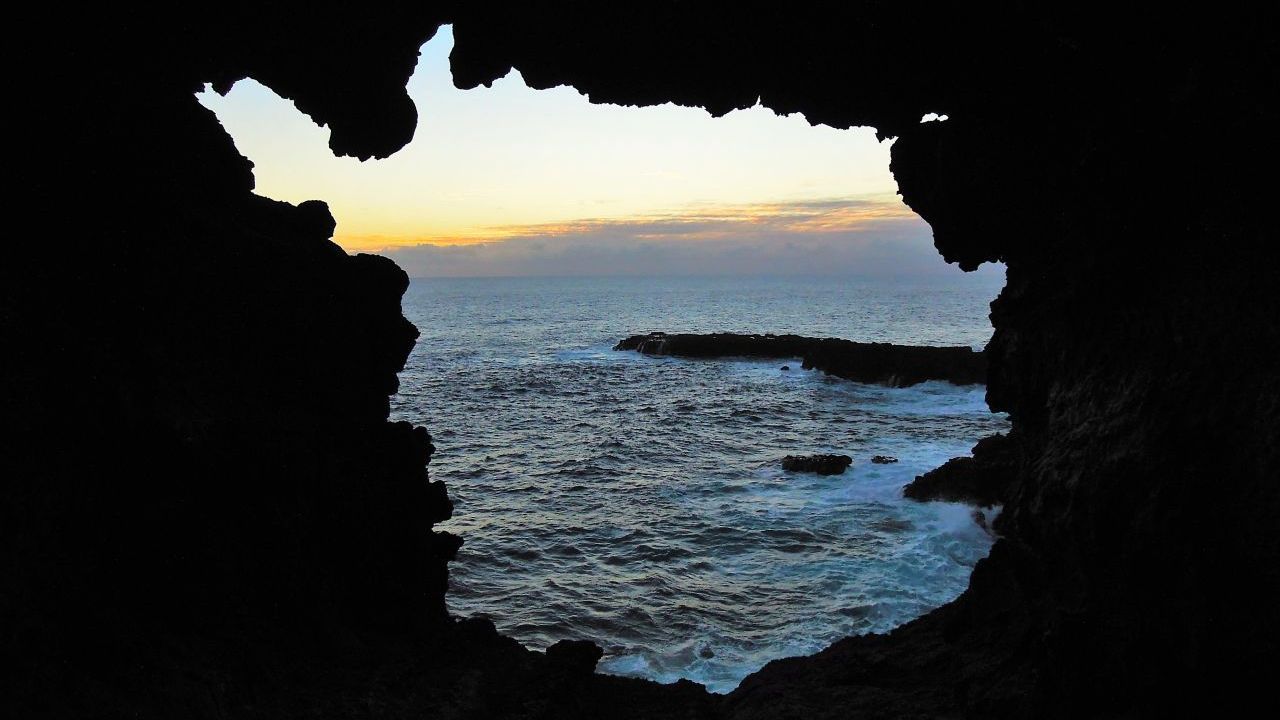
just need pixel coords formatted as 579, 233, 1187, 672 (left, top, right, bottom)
373, 197, 984, 278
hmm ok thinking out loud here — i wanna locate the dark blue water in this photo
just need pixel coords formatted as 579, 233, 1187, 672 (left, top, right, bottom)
390, 274, 1009, 692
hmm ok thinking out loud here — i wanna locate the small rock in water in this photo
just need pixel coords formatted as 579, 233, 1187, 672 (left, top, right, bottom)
871, 455, 899, 464
781, 454, 853, 475
698, 645, 715, 659
780, 365, 790, 370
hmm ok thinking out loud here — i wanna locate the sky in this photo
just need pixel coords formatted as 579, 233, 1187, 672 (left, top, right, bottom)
198, 25, 997, 280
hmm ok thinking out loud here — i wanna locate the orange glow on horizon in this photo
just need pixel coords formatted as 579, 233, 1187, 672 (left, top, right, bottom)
335, 194, 916, 253
193, 25, 977, 278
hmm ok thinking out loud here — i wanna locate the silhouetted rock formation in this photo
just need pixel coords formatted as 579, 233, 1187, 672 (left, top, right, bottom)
7, 10, 470, 715
616, 332, 986, 387
782, 454, 854, 475
546, 639, 605, 675
8, 4, 1277, 719
904, 434, 1018, 507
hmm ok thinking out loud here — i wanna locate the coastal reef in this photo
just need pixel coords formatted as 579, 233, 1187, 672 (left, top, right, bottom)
616, 332, 986, 387
6, 3, 1276, 718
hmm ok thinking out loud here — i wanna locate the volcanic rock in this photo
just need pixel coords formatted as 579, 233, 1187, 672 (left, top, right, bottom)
782, 454, 853, 475
903, 433, 1017, 507
615, 332, 986, 387
546, 639, 605, 675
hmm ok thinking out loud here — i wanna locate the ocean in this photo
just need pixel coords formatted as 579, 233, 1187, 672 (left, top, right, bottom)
390, 274, 1010, 693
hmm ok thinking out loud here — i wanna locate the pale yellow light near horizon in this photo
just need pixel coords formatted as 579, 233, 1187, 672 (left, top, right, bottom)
197, 25, 909, 254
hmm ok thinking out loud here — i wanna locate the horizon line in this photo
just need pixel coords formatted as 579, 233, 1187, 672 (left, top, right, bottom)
401, 269, 1006, 281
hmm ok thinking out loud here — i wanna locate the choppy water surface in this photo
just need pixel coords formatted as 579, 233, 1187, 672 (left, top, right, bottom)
391, 275, 1009, 693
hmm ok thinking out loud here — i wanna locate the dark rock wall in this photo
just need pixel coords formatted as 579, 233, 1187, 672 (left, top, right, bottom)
6, 3, 1277, 718
7, 7, 462, 715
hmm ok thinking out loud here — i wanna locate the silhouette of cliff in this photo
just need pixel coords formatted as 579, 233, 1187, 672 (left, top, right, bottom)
5, 4, 1276, 718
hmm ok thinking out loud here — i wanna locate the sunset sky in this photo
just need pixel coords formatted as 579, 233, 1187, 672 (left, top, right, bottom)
198, 25, 992, 279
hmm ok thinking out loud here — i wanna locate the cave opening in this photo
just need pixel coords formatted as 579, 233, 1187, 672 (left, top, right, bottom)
198, 24, 1009, 693
14, 7, 1276, 717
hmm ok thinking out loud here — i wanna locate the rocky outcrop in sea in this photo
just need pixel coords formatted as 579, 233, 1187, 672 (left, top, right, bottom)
615, 332, 986, 387
903, 433, 1018, 507
781, 454, 854, 475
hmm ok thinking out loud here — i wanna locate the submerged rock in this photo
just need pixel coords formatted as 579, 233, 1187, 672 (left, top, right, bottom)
971, 508, 993, 535
615, 332, 986, 387
871, 455, 899, 464
782, 454, 853, 475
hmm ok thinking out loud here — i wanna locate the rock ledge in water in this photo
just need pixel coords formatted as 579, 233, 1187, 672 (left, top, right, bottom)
782, 454, 853, 475
614, 332, 985, 387
903, 433, 1017, 507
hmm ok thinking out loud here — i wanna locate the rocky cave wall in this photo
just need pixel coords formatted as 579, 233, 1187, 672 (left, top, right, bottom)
6, 4, 1277, 718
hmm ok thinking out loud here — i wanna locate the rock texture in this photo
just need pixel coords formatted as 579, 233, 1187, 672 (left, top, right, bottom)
7, 3, 1278, 719
616, 332, 986, 387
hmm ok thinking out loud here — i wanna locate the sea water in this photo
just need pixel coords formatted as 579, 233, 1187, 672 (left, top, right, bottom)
390, 274, 1009, 693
